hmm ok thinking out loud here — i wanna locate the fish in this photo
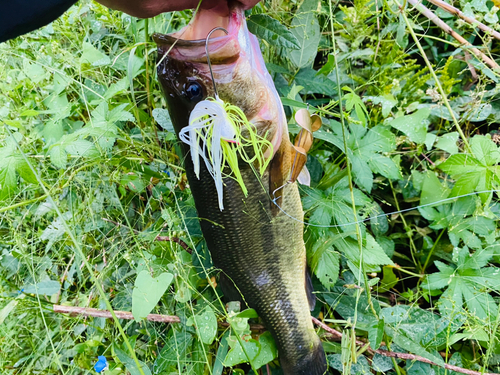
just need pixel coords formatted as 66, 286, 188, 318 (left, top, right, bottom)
153, 6, 327, 375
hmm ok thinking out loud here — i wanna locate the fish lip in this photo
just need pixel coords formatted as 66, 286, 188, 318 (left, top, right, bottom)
152, 7, 243, 64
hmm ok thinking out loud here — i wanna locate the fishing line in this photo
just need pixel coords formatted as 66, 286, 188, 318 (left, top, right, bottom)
270, 184, 499, 229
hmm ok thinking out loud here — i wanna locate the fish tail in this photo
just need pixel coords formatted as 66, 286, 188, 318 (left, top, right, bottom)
280, 339, 327, 375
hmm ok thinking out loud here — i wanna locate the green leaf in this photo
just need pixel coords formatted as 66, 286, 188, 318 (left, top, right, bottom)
188, 307, 218, 345
423, 247, 500, 321
435, 132, 459, 155
470, 135, 500, 166
388, 108, 430, 144
368, 319, 384, 350
0, 300, 18, 325
294, 68, 337, 96
438, 154, 481, 176
396, 14, 408, 48
154, 329, 193, 372
247, 14, 300, 50
315, 251, 340, 290
317, 54, 335, 76
391, 333, 444, 365
251, 332, 278, 369
420, 171, 450, 205
23, 280, 61, 295
425, 133, 437, 151
152, 108, 175, 133
367, 154, 401, 180
114, 346, 152, 375
376, 266, 398, 293
406, 361, 432, 375
289, 0, 320, 68
351, 153, 373, 192
23, 60, 46, 83
223, 336, 260, 367
365, 95, 398, 118
363, 234, 394, 266
213, 331, 230, 375
235, 309, 259, 319
48, 145, 68, 169
80, 42, 110, 66
343, 87, 369, 126
132, 270, 174, 321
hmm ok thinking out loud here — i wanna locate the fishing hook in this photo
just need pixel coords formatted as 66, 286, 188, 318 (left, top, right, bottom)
205, 26, 229, 99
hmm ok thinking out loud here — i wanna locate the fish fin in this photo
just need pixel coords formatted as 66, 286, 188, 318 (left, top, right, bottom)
269, 142, 286, 217
281, 339, 328, 375
305, 267, 316, 311
297, 165, 311, 186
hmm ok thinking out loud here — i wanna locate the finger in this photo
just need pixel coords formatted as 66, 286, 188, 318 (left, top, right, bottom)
237, 0, 261, 10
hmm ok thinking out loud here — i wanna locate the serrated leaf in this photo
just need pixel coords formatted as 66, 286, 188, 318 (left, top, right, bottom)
295, 68, 337, 96
351, 153, 373, 192
247, 14, 300, 50
438, 154, 481, 176
152, 108, 175, 132
470, 135, 500, 166
315, 251, 340, 290
48, 144, 68, 169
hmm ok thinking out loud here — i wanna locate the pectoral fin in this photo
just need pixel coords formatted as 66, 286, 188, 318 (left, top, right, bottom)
305, 267, 316, 311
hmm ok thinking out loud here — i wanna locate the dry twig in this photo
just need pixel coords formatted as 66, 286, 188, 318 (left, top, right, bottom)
53, 305, 181, 323
407, 0, 500, 71
52, 304, 265, 330
156, 236, 192, 253
425, 0, 500, 41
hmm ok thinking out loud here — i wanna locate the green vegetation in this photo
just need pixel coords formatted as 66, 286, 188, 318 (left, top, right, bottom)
0, 0, 499, 374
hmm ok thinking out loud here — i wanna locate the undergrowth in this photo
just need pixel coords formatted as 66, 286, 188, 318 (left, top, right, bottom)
0, 0, 499, 374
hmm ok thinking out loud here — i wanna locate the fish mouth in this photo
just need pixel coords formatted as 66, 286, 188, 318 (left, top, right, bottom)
152, 6, 243, 64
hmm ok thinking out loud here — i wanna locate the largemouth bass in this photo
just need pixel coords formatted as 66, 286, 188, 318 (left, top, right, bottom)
153, 6, 327, 375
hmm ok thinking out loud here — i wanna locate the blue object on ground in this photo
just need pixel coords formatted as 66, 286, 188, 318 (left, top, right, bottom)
94, 355, 108, 373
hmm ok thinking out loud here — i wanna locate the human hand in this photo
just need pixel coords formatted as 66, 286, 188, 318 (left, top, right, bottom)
94, 0, 261, 18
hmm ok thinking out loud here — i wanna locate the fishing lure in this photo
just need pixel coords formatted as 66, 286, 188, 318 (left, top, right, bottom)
178, 28, 272, 211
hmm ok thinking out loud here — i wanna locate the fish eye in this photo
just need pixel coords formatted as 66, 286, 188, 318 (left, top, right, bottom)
185, 82, 203, 102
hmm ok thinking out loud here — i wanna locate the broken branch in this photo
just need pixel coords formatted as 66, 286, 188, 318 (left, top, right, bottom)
425, 0, 500, 41
407, 0, 500, 71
